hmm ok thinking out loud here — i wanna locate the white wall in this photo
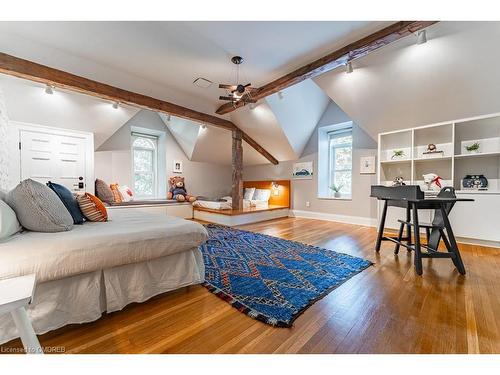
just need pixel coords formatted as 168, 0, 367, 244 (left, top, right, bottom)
0, 89, 9, 191
243, 101, 378, 222
95, 110, 232, 198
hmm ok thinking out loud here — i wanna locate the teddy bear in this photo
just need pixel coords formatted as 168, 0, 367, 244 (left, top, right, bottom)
167, 176, 196, 202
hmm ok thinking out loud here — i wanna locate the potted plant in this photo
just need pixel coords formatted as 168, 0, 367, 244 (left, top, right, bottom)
465, 141, 480, 154
391, 149, 405, 160
329, 184, 343, 198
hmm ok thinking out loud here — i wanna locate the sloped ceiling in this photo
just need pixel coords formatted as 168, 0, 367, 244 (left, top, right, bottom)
0, 74, 139, 148
159, 113, 200, 159
0, 21, 388, 111
230, 101, 297, 161
314, 21, 500, 139
266, 80, 330, 158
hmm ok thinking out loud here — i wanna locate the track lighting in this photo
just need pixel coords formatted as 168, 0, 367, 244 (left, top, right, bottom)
417, 30, 427, 45
112, 101, 119, 109
345, 62, 353, 74
249, 103, 256, 110
201, 124, 207, 129
277, 91, 284, 100
45, 84, 54, 95
165, 114, 171, 122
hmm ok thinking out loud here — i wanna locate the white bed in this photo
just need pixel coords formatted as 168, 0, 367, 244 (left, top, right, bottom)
0, 210, 208, 344
193, 190, 270, 211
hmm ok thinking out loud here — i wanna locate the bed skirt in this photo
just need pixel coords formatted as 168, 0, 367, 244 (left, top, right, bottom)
0, 247, 204, 345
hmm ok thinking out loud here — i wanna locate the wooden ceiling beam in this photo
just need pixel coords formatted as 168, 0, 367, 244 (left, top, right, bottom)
216, 21, 438, 115
0, 52, 278, 165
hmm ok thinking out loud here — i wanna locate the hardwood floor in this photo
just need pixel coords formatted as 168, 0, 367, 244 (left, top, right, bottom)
2, 217, 500, 354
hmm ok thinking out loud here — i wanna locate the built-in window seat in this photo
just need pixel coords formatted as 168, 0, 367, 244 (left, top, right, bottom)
106, 200, 193, 219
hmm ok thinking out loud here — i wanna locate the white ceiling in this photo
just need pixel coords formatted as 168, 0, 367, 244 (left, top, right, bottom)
0, 21, 388, 112
314, 21, 500, 139
0, 74, 139, 147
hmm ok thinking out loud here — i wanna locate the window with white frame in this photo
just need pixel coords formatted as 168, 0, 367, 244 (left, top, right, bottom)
328, 129, 352, 197
132, 133, 158, 198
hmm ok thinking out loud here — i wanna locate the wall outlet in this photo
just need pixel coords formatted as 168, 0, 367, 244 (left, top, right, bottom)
306, 201, 310, 207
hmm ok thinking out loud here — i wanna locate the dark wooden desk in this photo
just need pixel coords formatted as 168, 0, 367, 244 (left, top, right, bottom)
371, 185, 473, 275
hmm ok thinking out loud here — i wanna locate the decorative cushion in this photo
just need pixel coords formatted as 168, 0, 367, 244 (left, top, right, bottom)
77, 193, 108, 222
118, 185, 134, 202
6, 179, 73, 232
110, 183, 123, 203
243, 187, 256, 200
0, 199, 22, 241
46, 181, 85, 225
95, 179, 114, 204
253, 188, 271, 202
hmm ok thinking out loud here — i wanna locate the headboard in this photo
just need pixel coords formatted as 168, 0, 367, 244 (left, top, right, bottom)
243, 180, 291, 207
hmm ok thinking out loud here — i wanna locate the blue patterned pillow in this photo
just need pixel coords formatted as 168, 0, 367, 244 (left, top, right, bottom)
46, 181, 85, 224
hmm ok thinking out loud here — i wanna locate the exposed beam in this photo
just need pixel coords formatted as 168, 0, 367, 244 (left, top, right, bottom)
0, 52, 278, 165
216, 21, 438, 115
231, 129, 243, 211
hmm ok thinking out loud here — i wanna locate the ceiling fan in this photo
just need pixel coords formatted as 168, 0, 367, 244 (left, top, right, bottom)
219, 56, 257, 106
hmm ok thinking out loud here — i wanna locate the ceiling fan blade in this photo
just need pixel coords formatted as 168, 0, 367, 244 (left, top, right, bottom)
244, 83, 252, 87
219, 96, 236, 101
219, 84, 236, 90
244, 99, 257, 104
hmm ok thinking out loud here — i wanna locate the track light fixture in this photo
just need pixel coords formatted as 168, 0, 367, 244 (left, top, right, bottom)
277, 91, 284, 100
346, 62, 353, 74
112, 101, 119, 109
249, 103, 256, 110
45, 84, 55, 95
166, 114, 171, 122
417, 30, 427, 45
201, 124, 207, 130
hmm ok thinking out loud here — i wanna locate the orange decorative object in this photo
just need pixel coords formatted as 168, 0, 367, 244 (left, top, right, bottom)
110, 183, 123, 203
77, 193, 108, 222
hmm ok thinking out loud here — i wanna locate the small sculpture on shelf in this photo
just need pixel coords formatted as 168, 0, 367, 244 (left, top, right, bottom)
462, 174, 488, 190
423, 173, 443, 191
391, 150, 405, 160
422, 143, 444, 157
392, 176, 406, 186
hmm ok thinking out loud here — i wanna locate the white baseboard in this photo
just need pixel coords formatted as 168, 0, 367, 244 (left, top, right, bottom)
290, 209, 377, 227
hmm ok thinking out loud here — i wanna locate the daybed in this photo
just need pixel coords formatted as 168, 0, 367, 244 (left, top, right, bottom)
0, 209, 208, 344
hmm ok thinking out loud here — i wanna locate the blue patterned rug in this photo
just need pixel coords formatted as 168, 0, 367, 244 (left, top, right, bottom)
200, 224, 372, 327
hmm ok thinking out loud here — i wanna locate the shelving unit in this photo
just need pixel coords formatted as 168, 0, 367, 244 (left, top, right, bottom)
377, 112, 500, 245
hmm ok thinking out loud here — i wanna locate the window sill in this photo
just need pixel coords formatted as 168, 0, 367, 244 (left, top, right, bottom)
317, 196, 352, 201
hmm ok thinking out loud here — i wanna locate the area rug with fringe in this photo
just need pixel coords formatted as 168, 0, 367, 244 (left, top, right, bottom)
200, 224, 372, 327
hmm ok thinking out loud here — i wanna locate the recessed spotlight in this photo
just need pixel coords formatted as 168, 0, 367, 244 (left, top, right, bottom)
112, 101, 119, 109
45, 84, 54, 94
277, 91, 284, 100
346, 62, 353, 74
416, 30, 427, 45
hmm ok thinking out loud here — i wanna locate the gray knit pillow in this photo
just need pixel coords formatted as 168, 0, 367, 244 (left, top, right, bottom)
95, 179, 114, 204
7, 179, 73, 232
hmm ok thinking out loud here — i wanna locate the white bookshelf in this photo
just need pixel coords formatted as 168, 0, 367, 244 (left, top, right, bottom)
377, 112, 500, 246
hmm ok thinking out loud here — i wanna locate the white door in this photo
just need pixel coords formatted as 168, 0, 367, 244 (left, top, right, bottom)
20, 130, 87, 193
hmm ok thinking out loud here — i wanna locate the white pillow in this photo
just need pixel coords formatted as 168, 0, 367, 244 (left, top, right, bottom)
253, 189, 271, 202
243, 187, 256, 200
0, 199, 22, 241
118, 185, 134, 202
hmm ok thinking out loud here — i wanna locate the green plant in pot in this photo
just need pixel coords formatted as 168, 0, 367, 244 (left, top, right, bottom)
465, 142, 480, 154
330, 184, 343, 198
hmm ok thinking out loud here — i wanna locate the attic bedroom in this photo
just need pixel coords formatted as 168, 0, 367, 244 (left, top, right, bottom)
0, 2, 499, 370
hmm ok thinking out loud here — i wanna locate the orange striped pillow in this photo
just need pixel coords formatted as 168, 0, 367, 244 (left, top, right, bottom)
110, 183, 123, 203
77, 193, 108, 222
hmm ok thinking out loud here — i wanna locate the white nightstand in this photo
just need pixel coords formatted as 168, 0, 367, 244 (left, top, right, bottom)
0, 274, 43, 354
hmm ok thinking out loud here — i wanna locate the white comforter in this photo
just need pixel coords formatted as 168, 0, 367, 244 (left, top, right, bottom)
0, 210, 208, 283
